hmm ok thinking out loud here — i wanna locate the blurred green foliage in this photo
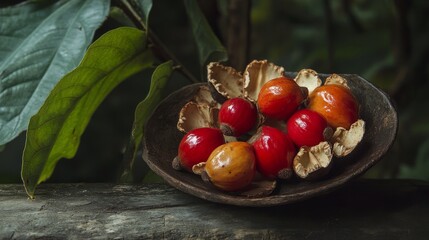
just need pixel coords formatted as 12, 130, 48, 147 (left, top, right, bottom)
1, 0, 429, 183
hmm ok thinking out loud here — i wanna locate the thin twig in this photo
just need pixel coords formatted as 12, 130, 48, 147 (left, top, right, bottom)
114, 0, 200, 84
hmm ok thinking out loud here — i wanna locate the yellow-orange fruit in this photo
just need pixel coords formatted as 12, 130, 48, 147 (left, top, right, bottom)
205, 142, 256, 191
307, 85, 358, 129
257, 77, 305, 121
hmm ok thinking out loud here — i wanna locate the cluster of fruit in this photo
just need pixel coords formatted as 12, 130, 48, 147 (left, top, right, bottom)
172, 60, 365, 193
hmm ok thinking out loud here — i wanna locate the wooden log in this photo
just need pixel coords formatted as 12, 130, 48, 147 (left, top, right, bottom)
1, 179, 428, 239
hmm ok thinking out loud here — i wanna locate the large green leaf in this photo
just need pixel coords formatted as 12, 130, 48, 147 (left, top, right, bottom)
22, 27, 154, 198
184, 0, 228, 68
0, 0, 110, 145
121, 60, 173, 182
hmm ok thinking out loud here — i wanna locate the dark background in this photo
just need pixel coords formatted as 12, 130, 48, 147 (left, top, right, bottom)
1, 0, 428, 183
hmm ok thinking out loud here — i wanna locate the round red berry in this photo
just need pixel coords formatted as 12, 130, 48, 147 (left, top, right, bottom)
218, 97, 258, 137
175, 127, 225, 172
251, 126, 296, 179
287, 109, 330, 147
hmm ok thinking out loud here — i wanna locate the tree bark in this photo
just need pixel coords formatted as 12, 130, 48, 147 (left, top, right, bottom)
226, 0, 251, 71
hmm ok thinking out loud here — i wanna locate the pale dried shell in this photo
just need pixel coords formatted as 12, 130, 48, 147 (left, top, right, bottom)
192, 162, 206, 175
243, 60, 285, 102
177, 102, 218, 133
207, 62, 243, 101
325, 74, 350, 89
176, 86, 220, 133
293, 141, 333, 179
294, 69, 322, 94
332, 119, 365, 157
193, 85, 220, 108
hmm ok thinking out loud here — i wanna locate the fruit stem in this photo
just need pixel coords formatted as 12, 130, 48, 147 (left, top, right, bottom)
201, 171, 211, 184
172, 156, 183, 171
323, 127, 334, 141
220, 124, 235, 137
300, 87, 309, 100
277, 168, 293, 180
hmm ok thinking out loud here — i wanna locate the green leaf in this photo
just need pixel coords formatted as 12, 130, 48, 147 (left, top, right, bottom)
184, 0, 228, 68
120, 61, 173, 182
22, 27, 155, 198
0, 0, 110, 145
132, 61, 173, 149
110, 0, 153, 29
136, 0, 153, 27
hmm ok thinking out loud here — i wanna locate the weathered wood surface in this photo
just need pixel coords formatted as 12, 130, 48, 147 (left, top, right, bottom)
1, 179, 428, 239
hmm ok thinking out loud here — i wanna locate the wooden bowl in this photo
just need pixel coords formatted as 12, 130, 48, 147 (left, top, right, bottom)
142, 73, 398, 207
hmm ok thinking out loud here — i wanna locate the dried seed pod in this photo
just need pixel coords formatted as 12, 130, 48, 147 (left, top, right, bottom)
325, 74, 350, 89
193, 85, 221, 108
192, 162, 206, 175
207, 62, 243, 103
177, 102, 218, 133
243, 60, 285, 102
331, 119, 365, 157
177, 85, 220, 133
207, 60, 285, 104
293, 141, 333, 180
294, 69, 322, 94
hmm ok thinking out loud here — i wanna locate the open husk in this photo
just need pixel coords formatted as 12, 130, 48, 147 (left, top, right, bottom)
193, 84, 221, 108
177, 85, 220, 133
177, 102, 218, 133
207, 60, 285, 103
294, 69, 322, 94
207, 62, 243, 103
293, 141, 333, 180
332, 119, 365, 157
243, 60, 285, 102
325, 73, 350, 89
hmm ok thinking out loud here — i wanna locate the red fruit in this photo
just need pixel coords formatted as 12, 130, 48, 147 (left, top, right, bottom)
218, 97, 258, 137
287, 109, 331, 148
250, 126, 296, 179
174, 127, 225, 172
257, 77, 306, 121
307, 84, 358, 129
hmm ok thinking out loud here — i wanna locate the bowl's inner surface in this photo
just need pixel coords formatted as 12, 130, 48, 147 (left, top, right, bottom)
143, 73, 398, 206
